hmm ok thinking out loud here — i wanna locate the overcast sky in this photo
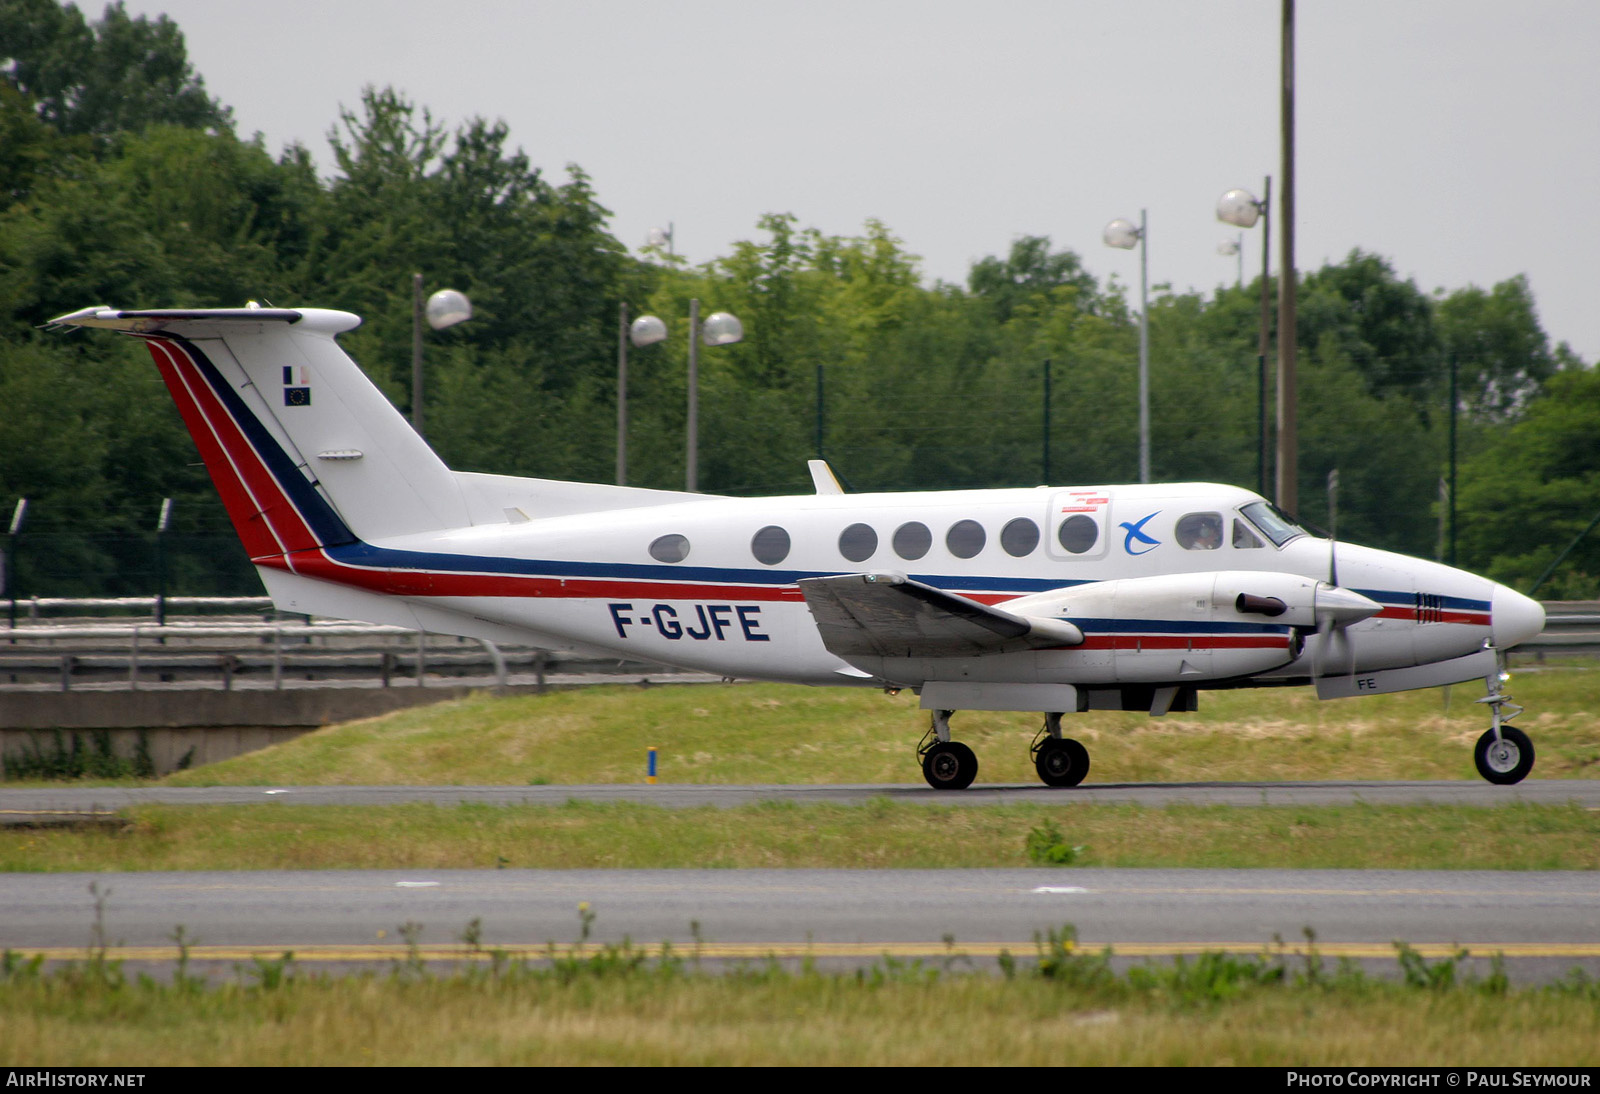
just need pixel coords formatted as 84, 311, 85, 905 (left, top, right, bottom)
129, 0, 1600, 362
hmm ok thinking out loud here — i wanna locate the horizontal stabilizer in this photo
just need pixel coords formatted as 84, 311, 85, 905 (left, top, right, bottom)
798, 572, 1083, 659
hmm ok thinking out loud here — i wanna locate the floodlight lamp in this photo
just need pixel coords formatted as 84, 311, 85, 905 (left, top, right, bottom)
701, 311, 744, 346
629, 315, 668, 347
425, 289, 473, 331
1218, 240, 1241, 256
1103, 219, 1141, 250
646, 227, 672, 248
1216, 189, 1263, 229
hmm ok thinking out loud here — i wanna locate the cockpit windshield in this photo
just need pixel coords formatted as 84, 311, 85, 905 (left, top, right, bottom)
1239, 501, 1308, 547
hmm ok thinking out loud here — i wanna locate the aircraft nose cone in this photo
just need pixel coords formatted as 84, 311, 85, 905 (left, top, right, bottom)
1491, 584, 1545, 649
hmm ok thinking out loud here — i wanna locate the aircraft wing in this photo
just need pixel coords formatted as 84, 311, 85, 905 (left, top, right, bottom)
798, 572, 1083, 659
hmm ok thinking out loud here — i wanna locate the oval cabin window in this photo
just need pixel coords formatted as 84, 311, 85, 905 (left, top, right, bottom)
649, 534, 690, 563
839, 523, 878, 563
893, 521, 932, 561
1057, 515, 1098, 554
751, 525, 791, 565
946, 519, 986, 559
1000, 517, 1040, 557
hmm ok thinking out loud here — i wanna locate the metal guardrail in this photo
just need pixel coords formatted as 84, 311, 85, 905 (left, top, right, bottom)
1, 621, 512, 691
3, 597, 1594, 695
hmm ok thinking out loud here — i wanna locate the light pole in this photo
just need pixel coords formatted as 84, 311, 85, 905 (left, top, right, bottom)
631, 302, 743, 492
1218, 179, 1273, 497
6, 498, 25, 632
618, 307, 669, 485
410, 275, 473, 439
155, 497, 172, 627
1103, 211, 1150, 484
646, 224, 675, 258
1217, 235, 1243, 288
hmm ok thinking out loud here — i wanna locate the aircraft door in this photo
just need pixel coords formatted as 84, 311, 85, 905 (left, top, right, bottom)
1046, 490, 1112, 561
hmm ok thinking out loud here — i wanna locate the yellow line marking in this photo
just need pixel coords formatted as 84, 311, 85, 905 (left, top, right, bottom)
11, 942, 1600, 962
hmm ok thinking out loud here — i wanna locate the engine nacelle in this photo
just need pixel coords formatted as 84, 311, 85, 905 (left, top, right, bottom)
1001, 570, 1375, 685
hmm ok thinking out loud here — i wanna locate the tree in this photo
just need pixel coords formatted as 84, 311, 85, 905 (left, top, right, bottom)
0, 0, 231, 138
1436, 275, 1558, 420
1456, 366, 1600, 597
967, 235, 1099, 324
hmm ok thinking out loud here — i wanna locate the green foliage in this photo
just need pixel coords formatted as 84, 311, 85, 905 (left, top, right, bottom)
1394, 941, 1468, 991
3, 729, 154, 780
1457, 366, 1600, 595
0, 0, 231, 138
1024, 818, 1083, 865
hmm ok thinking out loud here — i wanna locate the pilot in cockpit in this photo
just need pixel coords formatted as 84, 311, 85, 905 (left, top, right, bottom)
1177, 512, 1223, 551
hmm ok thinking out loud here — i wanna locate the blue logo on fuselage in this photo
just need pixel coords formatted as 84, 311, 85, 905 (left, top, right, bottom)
1119, 512, 1162, 555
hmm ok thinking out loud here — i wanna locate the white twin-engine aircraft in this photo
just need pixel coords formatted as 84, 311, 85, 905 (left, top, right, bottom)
51, 305, 1548, 788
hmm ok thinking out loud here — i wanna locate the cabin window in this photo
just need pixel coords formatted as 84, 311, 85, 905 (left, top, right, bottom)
1176, 512, 1224, 551
839, 523, 878, 563
946, 519, 986, 559
751, 525, 791, 565
649, 533, 690, 563
1232, 518, 1265, 549
1057, 515, 1098, 554
893, 521, 932, 561
1000, 517, 1040, 557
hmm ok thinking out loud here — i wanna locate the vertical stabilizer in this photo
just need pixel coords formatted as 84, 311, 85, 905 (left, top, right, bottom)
51, 307, 470, 553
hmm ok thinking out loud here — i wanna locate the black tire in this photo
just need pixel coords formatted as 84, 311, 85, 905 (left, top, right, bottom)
1035, 737, 1091, 788
922, 741, 978, 790
1474, 725, 1535, 785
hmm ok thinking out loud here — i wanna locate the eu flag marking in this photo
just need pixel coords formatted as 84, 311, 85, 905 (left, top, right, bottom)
284, 387, 311, 406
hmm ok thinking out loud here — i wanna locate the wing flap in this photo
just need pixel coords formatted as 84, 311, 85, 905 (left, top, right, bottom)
798, 572, 1083, 659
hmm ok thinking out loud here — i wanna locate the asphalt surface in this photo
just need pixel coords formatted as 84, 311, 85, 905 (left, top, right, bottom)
5, 867, 1598, 982
4, 781, 1597, 982
4, 779, 1600, 815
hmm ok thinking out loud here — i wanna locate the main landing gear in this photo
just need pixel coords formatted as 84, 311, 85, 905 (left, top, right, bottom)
1032, 713, 1091, 788
919, 710, 978, 790
917, 710, 1090, 790
1473, 660, 1535, 785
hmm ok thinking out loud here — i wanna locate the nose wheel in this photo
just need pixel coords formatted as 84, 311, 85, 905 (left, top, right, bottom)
1474, 725, 1534, 785
1473, 655, 1535, 785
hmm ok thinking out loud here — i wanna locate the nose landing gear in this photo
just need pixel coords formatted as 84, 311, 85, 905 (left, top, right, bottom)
1473, 657, 1534, 785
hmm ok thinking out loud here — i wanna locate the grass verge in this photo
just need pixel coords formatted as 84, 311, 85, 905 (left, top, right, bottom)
3, 927, 1598, 1065
3, 800, 1598, 871
153, 665, 1600, 788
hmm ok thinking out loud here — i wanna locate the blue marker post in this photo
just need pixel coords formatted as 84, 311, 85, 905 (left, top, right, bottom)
647, 746, 658, 784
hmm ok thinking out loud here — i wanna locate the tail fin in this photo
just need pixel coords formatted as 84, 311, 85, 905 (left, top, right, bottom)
50, 307, 469, 557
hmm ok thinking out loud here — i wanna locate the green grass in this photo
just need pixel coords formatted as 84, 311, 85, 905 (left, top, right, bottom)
3, 932, 1598, 1065
160, 663, 1600, 787
4, 800, 1598, 871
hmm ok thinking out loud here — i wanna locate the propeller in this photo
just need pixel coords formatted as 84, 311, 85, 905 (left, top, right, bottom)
1309, 527, 1381, 678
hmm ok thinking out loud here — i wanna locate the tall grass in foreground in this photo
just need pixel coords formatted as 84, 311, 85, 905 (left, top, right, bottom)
4, 924, 1598, 1066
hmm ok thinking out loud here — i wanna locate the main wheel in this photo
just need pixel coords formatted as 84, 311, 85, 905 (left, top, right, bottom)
1034, 737, 1090, 788
1474, 725, 1535, 785
922, 741, 978, 790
